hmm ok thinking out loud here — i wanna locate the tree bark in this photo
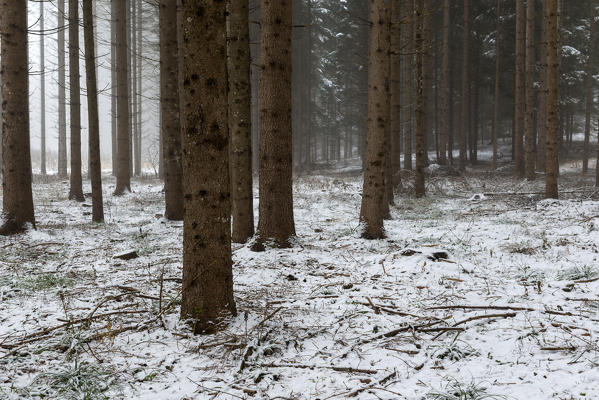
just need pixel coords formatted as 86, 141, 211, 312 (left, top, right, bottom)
440, 0, 450, 166
360, 0, 389, 239
524, 0, 536, 181
114, 0, 131, 195
0, 1, 35, 235
537, 0, 547, 172
545, 0, 559, 199
583, 1, 595, 174
514, 0, 525, 177
492, 0, 501, 169
111, 0, 117, 177
68, 0, 84, 202
256, 0, 296, 248
58, 0, 68, 178
83, 0, 104, 223
404, 0, 413, 171
136, 0, 142, 177
159, 0, 184, 221
228, 0, 255, 243
390, 0, 402, 188
459, 0, 470, 170
40, 1, 47, 176
181, 0, 236, 334
414, 0, 427, 197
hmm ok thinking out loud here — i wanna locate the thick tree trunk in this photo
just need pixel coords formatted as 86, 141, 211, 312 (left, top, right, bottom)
514, 0, 525, 177
492, 0, 501, 169
583, 1, 595, 174
439, 0, 450, 166
136, 0, 142, 176
414, 0, 427, 197
68, 0, 84, 202
83, 0, 104, 223
459, 0, 469, 170
524, 0, 536, 180
404, 0, 413, 171
228, 0, 255, 243
390, 0, 402, 188
114, 0, 131, 195
40, 1, 47, 176
545, 0, 559, 198
256, 0, 296, 248
537, 1, 547, 172
360, 0, 389, 239
181, 0, 236, 334
58, 0, 68, 178
159, 0, 184, 220
0, 1, 35, 235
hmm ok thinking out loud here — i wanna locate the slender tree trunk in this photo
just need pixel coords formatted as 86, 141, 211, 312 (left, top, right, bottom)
228, 0, 255, 243
492, 0, 501, 169
390, 0, 402, 188
545, 0, 559, 199
137, 0, 142, 176
583, 1, 595, 174
181, 0, 236, 334
382, 4, 392, 216
255, 0, 296, 248
459, 0, 469, 170
111, 0, 117, 176
83, 0, 104, 223
439, 0, 450, 166
360, 0, 389, 239
115, 0, 131, 195
0, 1, 35, 235
40, 1, 47, 176
58, 0, 68, 178
130, 0, 138, 177
68, 0, 84, 202
404, 0, 413, 171
514, 0, 525, 177
414, 0, 427, 197
524, 0, 536, 180
159, 0, 183, 220
537, 0, 547, 172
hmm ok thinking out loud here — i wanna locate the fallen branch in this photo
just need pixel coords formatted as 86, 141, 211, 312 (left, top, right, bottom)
428, 305, 534, 312
256, 363, 379, 375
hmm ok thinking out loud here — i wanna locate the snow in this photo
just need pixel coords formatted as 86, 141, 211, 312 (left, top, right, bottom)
1, 169, 599, 399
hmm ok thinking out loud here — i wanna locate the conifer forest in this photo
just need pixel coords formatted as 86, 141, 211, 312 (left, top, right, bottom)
3, 0, 599, 398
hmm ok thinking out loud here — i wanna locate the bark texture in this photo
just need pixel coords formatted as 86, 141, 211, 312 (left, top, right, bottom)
83, 0, 104, 223
0, 1, 35, 234
228, 0, 255, 243
68, 0, 84, 202
414, 0, 427, 197
492, 0, 501, 169
159, 0, 184, 220
514, 0, 525, 177
459, 0, 469, 170
114, 0, 131, 195
524, 0, 536, 180
58, 0, 68, 178
390, 0, 402, 187
545, 0, 559, 199
360, 0, 389, 239
257, 0, 296, 247
40, 1, 47, 176
440, 0, 450, 166
181, 0, 236, 334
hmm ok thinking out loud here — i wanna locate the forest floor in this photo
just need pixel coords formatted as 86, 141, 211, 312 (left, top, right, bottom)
1, 158, 599, 400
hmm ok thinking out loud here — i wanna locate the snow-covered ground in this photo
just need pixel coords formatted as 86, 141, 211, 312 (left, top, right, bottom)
1, 167, 599, 399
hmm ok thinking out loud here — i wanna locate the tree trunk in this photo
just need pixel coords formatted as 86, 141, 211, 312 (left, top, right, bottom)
83, 0, 104, 223
159, 0, 184, 220
136, 0, 142, 177
181, 0, 236, 334
40, 1, 47, 176
545, 0, 559, 199
0, 1, 35, 235
58, 0, 68, 178
492, 0, 501, 169
583, 0, 595, 174
390, 0, 402, 188
228, 0, 255, 243
524, 0, 536, 180
459, 0, 469, 170
414, 0, 427, 197
111, 0, 117, 177
439, 0, 450, 166
360, 0, 389, 239
114, 0, 131, 195
537, 1, 547, 172
256, 0, 296, 248
404, 0, 413, 171
68, 0, 84, 202
514, 0, 525, 177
